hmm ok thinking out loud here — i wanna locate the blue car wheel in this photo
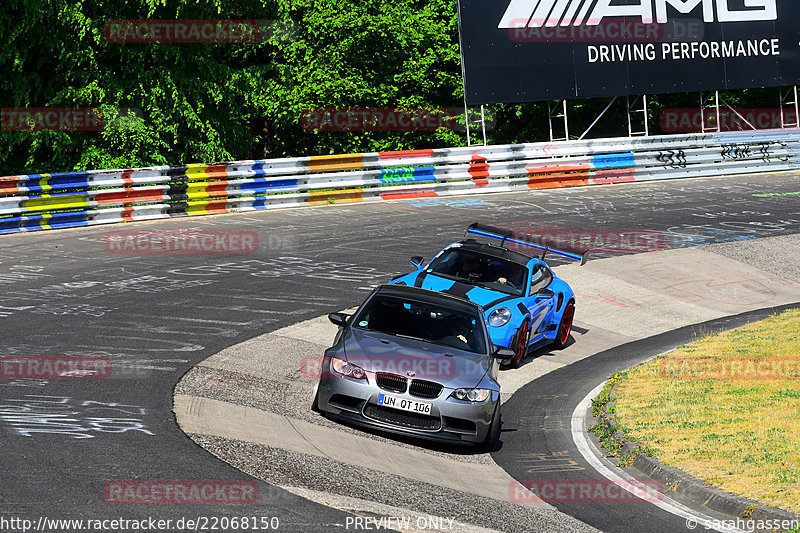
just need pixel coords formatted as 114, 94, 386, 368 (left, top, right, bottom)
508, 320, 530, 369
553, 299, 575, 349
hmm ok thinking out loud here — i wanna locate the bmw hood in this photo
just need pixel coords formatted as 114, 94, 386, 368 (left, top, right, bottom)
341, 328, 491, 389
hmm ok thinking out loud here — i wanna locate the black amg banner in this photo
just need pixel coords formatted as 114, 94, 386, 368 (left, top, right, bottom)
457, 0, 800, 105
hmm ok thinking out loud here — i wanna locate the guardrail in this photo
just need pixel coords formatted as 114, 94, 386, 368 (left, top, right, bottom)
1, 129, 798, 234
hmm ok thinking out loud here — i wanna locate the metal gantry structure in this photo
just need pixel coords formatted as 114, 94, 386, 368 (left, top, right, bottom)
780, 86, 799, 129
462, 85, 800, 145
463, 102, 488, 147
485, 86, 800, 143
547, 95, 649, 142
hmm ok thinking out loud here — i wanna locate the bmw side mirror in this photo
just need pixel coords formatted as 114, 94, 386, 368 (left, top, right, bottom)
493, 346, 515, 359
410, 256, 424, 269
328, 312, 350, 328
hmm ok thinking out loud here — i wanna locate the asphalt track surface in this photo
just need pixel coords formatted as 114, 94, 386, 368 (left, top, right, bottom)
0, 171, 798, 531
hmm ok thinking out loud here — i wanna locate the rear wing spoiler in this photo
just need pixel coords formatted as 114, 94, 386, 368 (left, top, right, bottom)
466, 222, 589, 265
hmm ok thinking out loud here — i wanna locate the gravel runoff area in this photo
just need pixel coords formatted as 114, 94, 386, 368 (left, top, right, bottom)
190, 434, 597, 533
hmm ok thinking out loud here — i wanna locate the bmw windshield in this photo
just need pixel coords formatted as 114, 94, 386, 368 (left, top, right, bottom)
352, 294, 487, 354
426, 249, 527, 296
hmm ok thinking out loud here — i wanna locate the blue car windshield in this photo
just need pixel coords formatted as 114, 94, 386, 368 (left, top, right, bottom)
353, 295, 487, 354
426, 249, 527, 296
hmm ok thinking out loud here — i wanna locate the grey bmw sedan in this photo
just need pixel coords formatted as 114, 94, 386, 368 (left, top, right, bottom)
312, 284, 510, 449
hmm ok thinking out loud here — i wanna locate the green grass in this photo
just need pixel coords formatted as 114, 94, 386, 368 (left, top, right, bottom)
612, 309, 800, 514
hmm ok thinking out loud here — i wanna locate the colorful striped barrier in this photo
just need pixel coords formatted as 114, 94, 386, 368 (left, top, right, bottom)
1, 129, 798, 234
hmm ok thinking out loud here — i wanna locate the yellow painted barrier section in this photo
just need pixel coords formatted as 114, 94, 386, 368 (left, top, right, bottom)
185, 164, 211, 181
184, 198, 230, 215
184, 181, 229, 201
23, 194, 90, 212
39, 212, 52, 229
306, 188, 365, 205
307, 154, 364, 172
37, 174, 52, 192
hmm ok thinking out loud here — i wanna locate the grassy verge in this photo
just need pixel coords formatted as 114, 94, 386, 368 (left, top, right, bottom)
607, 309, 800, 514
589, 372, 657, 466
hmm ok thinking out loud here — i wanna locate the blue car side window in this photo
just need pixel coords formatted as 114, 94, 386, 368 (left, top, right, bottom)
529, 266, 553, 295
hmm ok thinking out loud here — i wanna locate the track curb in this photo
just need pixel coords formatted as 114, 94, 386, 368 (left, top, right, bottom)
631, 453, 800, 524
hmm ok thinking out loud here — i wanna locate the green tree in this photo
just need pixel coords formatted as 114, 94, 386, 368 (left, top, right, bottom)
0, 0, 786, 175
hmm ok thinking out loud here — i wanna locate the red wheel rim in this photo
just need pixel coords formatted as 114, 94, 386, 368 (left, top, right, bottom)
516, 321, 529, 364
558, 303, 574, 345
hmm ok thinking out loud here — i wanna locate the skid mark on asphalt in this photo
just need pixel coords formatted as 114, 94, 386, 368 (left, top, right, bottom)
0, 395, 154, 440
510, 451, 586, 474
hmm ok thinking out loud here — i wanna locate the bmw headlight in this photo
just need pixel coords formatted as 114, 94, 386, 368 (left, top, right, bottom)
450, 388, 491, 402
331, 358, 366, 380
488, 307, 512, 327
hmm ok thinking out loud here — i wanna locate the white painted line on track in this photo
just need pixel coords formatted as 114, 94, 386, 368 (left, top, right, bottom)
571, 381, 749, 533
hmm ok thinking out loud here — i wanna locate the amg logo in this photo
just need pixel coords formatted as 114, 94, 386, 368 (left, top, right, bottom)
498, 0, 778, 28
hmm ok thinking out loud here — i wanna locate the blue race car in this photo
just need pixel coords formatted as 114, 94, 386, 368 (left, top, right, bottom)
388, 223, 588, 368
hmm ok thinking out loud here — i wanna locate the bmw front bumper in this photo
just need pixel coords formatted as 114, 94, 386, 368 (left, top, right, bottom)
315, 368, 499, 445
